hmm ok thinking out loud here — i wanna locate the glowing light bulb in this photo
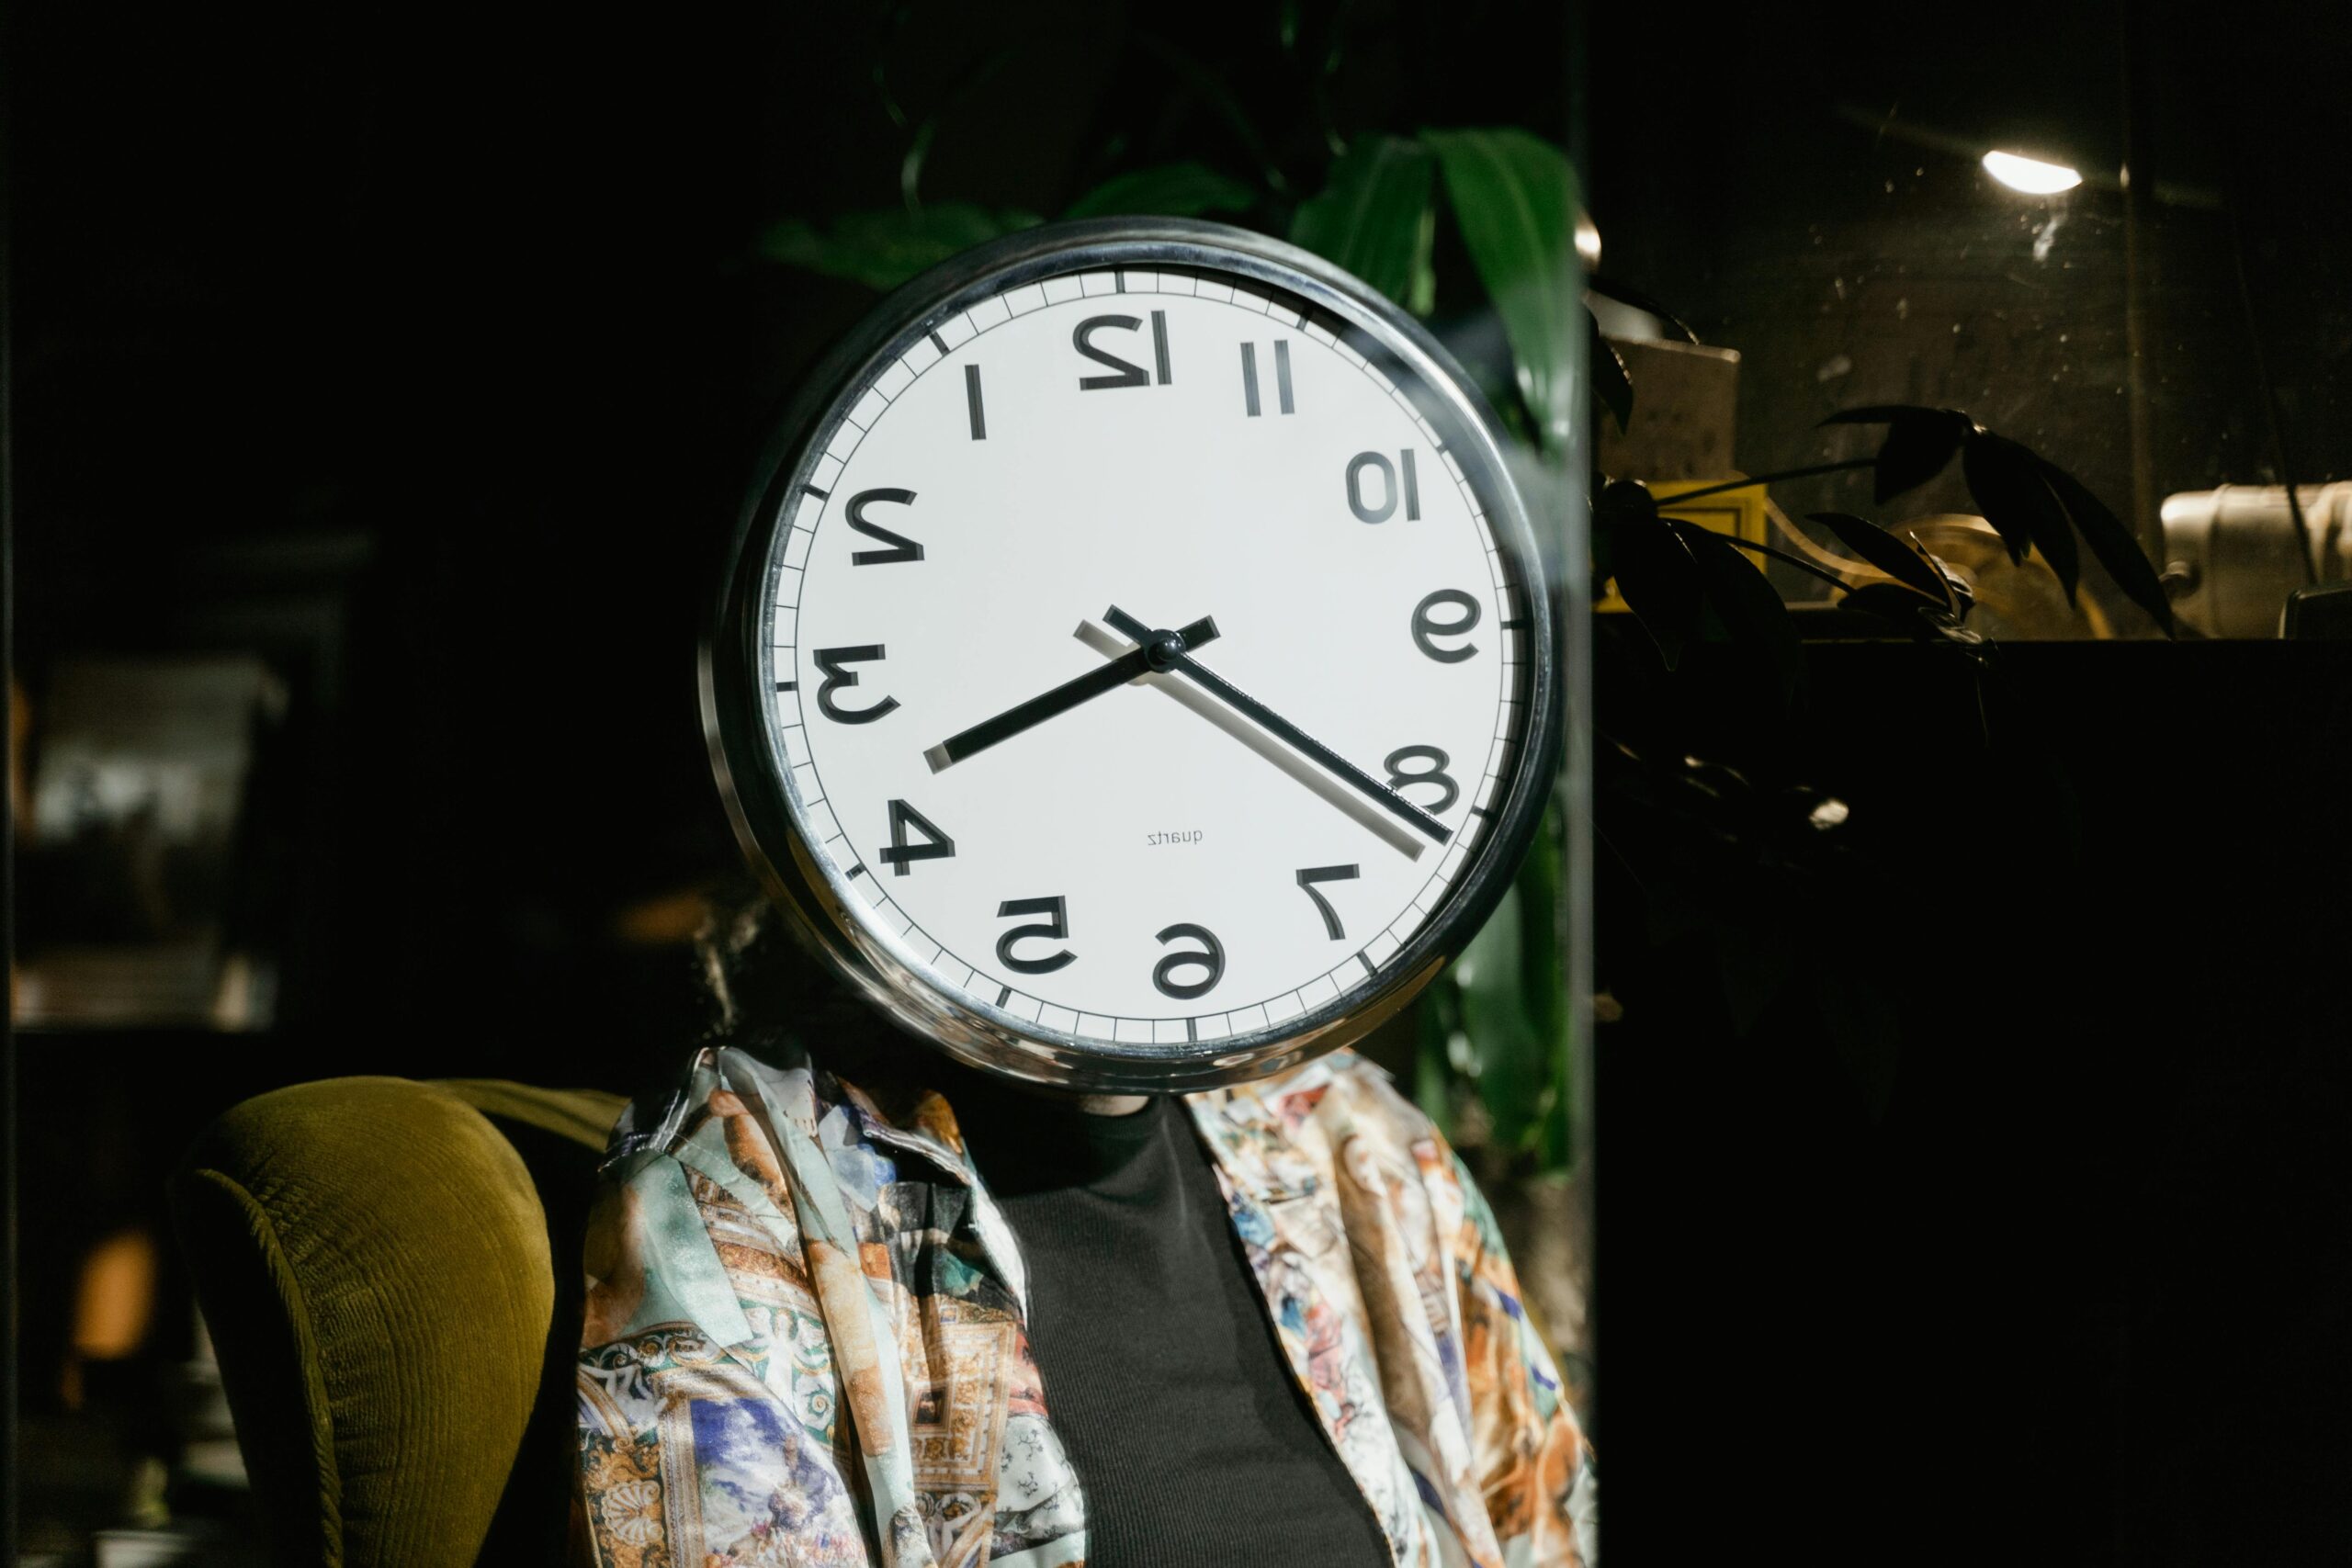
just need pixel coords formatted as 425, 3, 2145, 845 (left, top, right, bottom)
1982, 151, 2082, 195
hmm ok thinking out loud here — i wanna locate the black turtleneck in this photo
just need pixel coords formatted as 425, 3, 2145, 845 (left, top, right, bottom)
931, 1063, 1391, 1568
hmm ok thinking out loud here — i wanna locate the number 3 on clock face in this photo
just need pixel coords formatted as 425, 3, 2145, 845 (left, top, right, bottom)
706, 219, 1560, 1091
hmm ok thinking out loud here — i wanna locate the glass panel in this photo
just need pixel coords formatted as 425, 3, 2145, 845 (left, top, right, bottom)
1583, 4, 2351, 1561
1589, 4, 2348, 641
11, 6, 1591, 1562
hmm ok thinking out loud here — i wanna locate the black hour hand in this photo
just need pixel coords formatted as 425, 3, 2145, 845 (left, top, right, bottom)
926, 614, 1218, 772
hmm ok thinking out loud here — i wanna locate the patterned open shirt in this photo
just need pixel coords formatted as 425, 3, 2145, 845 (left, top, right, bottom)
574, 1043, 1598, 1567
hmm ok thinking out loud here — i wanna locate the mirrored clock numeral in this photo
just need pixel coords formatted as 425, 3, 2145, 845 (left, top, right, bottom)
1239, 340, 1295, 415
847, 488, 923, 566
995, 897, 1076, 974
1151, 922, 1225, 1000
813, 646, 899, 724
1411, 590, 1483, 663
1074, 311, 1171, 390
1347, 449, 1421, 524
1294, 864, 1361, 941
878, 798, 955, 876
1383, 745, 1459, 814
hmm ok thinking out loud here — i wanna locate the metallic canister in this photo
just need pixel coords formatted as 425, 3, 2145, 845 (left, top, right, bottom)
2160, 483, 2352, 637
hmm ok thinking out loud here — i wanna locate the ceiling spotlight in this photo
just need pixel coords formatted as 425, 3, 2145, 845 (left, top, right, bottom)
1982, 150, 2082, 195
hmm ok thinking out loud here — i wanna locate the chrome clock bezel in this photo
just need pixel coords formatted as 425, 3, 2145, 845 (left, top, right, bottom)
701, 217, 1563, 1092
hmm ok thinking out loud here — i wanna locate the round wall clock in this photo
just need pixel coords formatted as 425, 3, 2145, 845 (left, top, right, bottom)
704, 218, 1561, 1091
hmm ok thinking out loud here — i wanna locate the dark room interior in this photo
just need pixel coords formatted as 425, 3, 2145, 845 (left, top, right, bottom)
8, 2, 2351, 1562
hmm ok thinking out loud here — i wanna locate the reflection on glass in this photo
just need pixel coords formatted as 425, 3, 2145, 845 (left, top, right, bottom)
1981, 149, 2084, 194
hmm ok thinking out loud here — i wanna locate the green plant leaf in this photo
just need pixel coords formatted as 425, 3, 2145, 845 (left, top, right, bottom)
1517, 798, 1574, 1168
1589, 492, 1619, 589
1806, 512, 1953, 608
1288, 135, 1436, 311
1064, 161, 1260, 220
897, 44, 1025, 210
756, 205, 1043, 292
1415, 971, 1461, 1134
1821, 405, 1973, 502
2037, 457, 2176, 636
1838, 581, 1961, 640
1453, 884, 1549, 1152
1670, 520, 1803, 704
1600, 481, 1702, 669
1137, 34, 1289, 194
1962, 431, 2080, 599
1596, 476, 1660, 525
1425, 128, 1580, 454
1611, 524, 1702, 671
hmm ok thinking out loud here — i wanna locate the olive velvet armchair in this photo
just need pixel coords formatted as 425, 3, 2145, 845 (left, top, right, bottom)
169, 1077, 626, 1567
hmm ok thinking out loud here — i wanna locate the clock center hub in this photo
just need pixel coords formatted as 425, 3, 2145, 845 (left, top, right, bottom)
1143, 630, 1188, 672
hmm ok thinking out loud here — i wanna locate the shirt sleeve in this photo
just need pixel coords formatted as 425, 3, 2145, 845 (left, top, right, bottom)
1442, 1148, 1600, 1568
573, 1111, 875, 1568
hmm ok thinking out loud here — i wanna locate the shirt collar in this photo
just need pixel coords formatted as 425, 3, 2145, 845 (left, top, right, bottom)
651, 1038, 1351, 1206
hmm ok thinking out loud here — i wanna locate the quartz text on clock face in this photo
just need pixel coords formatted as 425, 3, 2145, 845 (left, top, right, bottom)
763, 265, 1537, 1049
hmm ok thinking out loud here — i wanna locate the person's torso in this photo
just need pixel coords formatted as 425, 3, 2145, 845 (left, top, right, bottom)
948, 1077, 1392, 1568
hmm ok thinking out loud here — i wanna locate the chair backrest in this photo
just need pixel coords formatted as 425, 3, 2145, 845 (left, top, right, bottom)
170, 1077, 623, 1567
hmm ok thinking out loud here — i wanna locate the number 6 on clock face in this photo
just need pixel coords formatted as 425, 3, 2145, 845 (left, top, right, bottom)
704, 218, 1562, 1091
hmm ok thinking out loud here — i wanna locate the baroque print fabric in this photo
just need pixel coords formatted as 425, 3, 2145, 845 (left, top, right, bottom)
575, 1044, 1597, 1567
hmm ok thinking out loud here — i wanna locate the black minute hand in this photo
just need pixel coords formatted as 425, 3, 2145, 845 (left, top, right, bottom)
1102, 605, 1452, 846
926, 614, 1219, 772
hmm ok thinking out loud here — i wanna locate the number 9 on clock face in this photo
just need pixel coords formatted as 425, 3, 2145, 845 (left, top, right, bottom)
703, 219, 1562, 1091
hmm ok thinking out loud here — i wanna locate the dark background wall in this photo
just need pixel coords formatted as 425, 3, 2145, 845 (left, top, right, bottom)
11, 0, 1582, 1082
1592, 631, 2352, 1564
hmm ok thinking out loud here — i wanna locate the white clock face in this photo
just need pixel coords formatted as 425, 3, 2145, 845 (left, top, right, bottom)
755, 257, 1541, 1055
